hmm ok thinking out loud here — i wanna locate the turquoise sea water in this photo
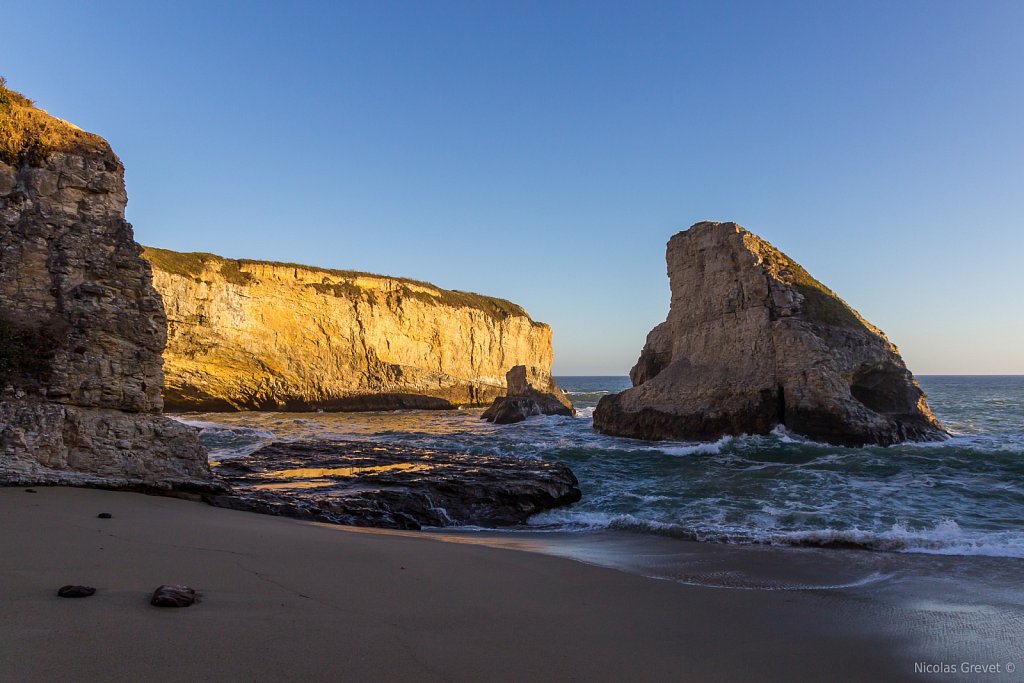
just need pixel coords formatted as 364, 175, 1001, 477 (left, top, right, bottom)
180, 375, 1024, 558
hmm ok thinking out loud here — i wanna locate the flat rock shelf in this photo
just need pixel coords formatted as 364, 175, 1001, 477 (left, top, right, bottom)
208, 440, 582, 530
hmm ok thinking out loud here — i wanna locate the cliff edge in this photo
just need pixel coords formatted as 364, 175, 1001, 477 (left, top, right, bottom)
593, 221, 947, 447
0, 78, 208, 487
143, 248, 555, 411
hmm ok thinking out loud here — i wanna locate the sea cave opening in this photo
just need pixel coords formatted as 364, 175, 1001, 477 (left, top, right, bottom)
849, 364, 916, 415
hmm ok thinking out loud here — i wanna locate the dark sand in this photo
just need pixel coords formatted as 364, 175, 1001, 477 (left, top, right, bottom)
2, 488, 1020, 682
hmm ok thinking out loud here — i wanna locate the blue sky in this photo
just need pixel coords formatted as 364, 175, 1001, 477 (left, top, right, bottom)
5, 1, 1022, 374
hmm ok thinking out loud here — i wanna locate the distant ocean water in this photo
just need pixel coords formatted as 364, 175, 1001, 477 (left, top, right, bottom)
179, 376, 1024, 559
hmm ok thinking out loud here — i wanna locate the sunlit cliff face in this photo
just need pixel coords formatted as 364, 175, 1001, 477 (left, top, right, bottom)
142, 246, 555, 412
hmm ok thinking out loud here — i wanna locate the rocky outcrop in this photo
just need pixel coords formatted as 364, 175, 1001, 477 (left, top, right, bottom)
210, 440, 582, 529
142, 248, 555, 412
594, 221, 947, 447
0, 79, 208, 487
481, 365, 575, 424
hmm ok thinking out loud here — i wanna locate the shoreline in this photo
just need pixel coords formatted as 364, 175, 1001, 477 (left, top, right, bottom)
421, 525, 1024, 589
3, 487, 1021, 682
175, 395, 1024, 560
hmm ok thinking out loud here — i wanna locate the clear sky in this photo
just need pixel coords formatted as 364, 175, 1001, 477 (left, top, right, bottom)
5, 1, 1022, 375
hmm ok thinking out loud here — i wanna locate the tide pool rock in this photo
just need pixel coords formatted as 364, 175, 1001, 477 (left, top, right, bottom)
0, 79, 208, 488
209, 440, 582, 529
482, 365, 575, 424
593, 221, 947, 447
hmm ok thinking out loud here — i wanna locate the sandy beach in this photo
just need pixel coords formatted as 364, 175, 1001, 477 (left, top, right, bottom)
7, 487, 1015, 683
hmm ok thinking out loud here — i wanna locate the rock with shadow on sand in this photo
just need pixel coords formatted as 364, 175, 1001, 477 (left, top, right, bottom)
150, 585, 197, 607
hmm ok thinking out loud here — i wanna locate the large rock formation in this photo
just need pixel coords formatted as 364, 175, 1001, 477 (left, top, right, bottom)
0, 79, 208, 487
210, 440, 582, 529
143, 247, 555, 412
593, 221, 947, 447
481, 365, 575, 424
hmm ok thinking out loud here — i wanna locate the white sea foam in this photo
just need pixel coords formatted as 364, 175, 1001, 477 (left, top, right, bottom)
761, 520, 1024, 558
622, 493, 673, 503
769, 424, 807, 443
527, 509, 1024, 559
172, 418, 275, 460
894, 426, 1024, 454
657, 435, 734, 457
666, 570, 895, 592
172, 417, 241, 430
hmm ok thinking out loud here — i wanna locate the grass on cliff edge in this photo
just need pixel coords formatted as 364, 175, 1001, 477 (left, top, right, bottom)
0, 77, 108, 166
769, 249, 871, 331
142, 246, 537, 322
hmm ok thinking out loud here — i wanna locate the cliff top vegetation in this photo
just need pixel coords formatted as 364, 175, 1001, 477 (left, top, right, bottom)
734, 226, 874, 333
142, 246, 540, 323
0, 76, 109, 166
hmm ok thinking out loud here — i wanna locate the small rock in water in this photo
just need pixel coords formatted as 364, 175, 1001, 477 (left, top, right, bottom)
24, 489, 37, 493
97, 513, 112, 519
58, 585, 96, 598
150, 584, 196, 607
481, 365, 575, 424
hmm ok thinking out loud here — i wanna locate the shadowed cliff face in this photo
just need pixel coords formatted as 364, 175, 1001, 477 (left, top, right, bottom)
143, 248, 554, 412
594, 221, 947, 447
0, 80, 208, 487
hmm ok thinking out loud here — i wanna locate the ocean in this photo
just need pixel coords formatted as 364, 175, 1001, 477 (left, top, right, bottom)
181, 375, 1024, 560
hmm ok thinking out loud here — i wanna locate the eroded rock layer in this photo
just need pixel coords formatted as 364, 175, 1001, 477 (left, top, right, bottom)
0, 80, 208, 487
593, 221, 947, 447
143, 248, 555, 412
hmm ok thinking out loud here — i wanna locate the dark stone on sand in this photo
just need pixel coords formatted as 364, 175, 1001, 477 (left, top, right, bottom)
24, 489, 37, 493
97, 513, 112, 519
208, 439, 582, 530
150, 585, 196, 607
58, 585, 96, 598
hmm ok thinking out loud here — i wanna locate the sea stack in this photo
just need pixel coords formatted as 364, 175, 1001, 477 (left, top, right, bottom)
481, 365, 575, 424
593, 221, 947, 447
0, 80, 208, 487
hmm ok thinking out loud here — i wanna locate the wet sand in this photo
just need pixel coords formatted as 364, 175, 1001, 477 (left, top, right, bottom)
1, 487, 1019, 682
